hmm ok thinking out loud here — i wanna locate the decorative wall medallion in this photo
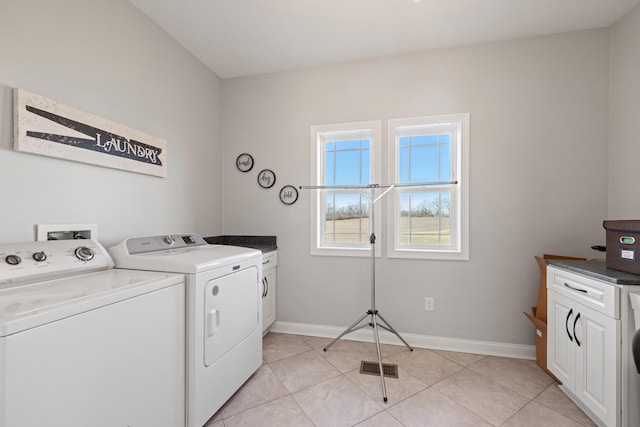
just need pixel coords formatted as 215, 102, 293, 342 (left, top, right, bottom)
279, 185, 298, 205
257, 169, 276, 189
13, 88, 167, 177
236, 153, 254, 172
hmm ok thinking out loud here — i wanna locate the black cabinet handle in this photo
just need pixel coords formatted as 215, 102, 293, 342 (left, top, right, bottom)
262, 277, 267, 298
573, 312, 581, 347
566, 308, 574, 342
264, 276, 269, 297
564, 282, 588, 294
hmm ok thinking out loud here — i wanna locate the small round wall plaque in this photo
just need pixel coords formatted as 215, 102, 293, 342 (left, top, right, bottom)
236, 153, 254, 172
279, 185, 298, 205
257, 169, 276, 189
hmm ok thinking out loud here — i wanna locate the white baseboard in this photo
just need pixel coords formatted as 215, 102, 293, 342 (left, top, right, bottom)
269, 321, 536, 360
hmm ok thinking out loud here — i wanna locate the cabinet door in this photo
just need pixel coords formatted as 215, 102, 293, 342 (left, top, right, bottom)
574, 303, 619, 427
548, 290, 576, 389
262, 267, 277, 333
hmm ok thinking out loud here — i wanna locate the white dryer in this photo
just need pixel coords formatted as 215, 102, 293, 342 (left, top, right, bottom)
109, 234, 262, 427
0, 239, 185, 427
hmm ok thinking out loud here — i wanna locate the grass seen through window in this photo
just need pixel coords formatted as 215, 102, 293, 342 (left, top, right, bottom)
325, 216, 450, 245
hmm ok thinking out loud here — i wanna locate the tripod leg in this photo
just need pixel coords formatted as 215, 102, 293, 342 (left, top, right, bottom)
376, 312, 413, 351
370, 313, 388, 402
323, 312, 369, 351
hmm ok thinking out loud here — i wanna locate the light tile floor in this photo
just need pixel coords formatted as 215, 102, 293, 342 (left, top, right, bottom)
205, 333, 596, 427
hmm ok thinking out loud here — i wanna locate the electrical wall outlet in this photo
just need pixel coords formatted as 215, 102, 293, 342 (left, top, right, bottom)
424, 297, 435, 311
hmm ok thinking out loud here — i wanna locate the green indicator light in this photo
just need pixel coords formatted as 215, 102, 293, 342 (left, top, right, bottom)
620, 236, 636, 244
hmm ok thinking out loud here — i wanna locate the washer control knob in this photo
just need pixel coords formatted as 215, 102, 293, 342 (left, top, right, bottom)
5, 254, 21, 265
32, 251, 47, 262
164, 235, 175, 245
75, 246, 95, 261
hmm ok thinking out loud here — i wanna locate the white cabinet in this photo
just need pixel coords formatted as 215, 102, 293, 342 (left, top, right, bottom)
547, 266, 620, 427
261, 251, 277, 334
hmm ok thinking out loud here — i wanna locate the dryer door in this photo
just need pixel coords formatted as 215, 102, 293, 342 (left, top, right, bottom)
204, 266, 259, 367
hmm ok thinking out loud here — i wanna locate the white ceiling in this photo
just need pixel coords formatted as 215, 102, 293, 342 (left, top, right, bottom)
130, 0, 639, 79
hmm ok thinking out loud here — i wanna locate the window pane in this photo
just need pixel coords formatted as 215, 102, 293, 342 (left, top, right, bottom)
415, 134, 437, 145
324, 138, 370, 186
334, 150, 361, 185
325, 151, 335, 185
329, 218, 369, 244
335, 139, 364, 150
324, 192, 369, 244
399, 146, 409, 183
410, 145, 439, 182
397, 131, 454, 185
398, 190, 451, 246
439, 140, 450, 181
326, 193, 366, 218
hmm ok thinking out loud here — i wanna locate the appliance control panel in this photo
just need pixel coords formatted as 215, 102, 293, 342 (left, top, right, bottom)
123, 234, 208, 255
0, 240, 114, 287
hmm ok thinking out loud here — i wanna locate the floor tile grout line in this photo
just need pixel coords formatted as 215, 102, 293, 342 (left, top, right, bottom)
307, 342, 430, 409
265, 338, 425, 424
431, 366, 581, 427
266, 358, 342, 396
340, 363, 426, 409
224, 333, 590, 427
284, 392, 317, 427
527, 382, 597, 427
359, 352, 556, 427
216, 359, 304, 421
264, 347, 317, 365
429, 365, 551, 426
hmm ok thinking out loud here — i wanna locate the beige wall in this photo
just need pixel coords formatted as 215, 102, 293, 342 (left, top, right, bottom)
0, 0, 223, 246
609, 2, 640, 219
222, 30, 610, 346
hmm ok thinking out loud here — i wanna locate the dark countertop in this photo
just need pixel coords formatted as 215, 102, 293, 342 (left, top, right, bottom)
204, 235, 277, 254
547, 259, 640, 285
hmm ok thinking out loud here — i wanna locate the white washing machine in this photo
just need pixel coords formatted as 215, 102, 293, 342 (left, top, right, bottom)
109, 233, 262, 427
0, 239, 185, 427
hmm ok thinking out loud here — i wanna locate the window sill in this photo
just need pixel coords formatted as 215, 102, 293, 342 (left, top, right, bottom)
387, 248, 469, 261
311, 246, 380, 258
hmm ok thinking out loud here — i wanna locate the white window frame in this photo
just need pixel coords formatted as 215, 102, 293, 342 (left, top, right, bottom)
387, 113, 469, 260
309, 121, 382, 257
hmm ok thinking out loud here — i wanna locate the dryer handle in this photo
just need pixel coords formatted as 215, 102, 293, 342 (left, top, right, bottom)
207, 309, 220, 336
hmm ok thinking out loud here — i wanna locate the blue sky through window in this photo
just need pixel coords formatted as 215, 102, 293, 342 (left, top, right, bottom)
324, 139, 370, 212
323, 133, 451, 213
324, 139, 370, 186
397, 132, 451, 212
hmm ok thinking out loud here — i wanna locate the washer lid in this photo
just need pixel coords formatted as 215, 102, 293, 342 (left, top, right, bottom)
0, 269, 183, 337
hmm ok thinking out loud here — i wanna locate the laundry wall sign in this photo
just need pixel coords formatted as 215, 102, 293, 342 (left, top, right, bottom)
13, 88, 167, 177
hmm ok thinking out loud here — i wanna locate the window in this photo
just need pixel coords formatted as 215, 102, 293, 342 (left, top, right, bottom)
387, 114, 469, 260
309, 121, 381, 256
309, 115, 468, 260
